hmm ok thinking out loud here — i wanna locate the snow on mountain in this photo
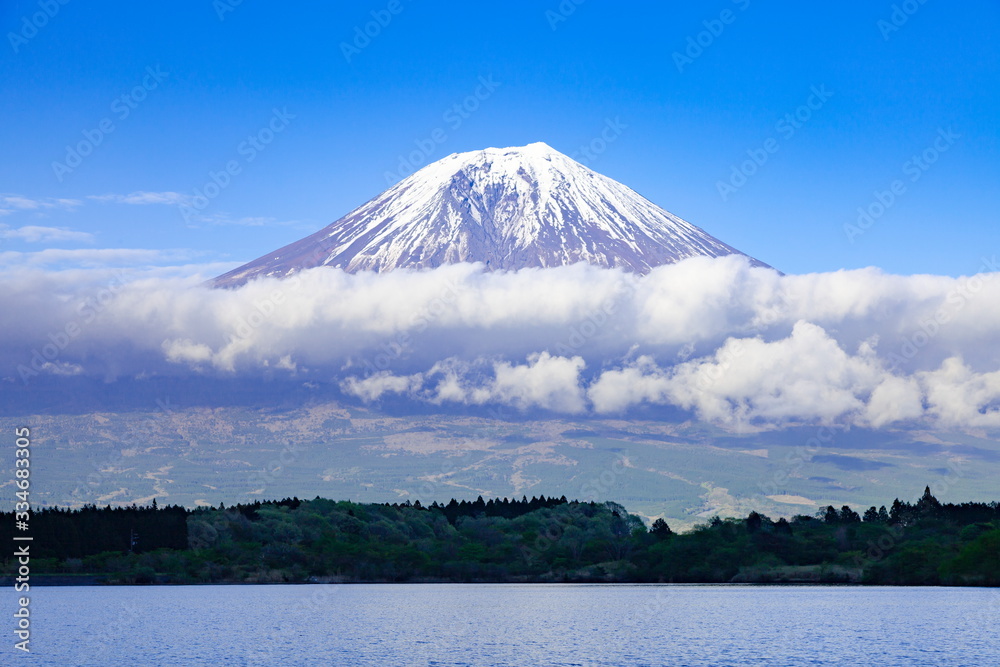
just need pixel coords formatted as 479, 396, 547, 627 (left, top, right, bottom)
213, 142, 770, 287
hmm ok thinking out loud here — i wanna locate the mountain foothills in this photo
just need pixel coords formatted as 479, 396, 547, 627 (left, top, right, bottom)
20, 400, 1000, 531
3, 488, 997, 586
214, 142, 770, 286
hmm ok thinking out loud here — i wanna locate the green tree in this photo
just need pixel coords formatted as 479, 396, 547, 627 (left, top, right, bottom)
839, 506, 861, 523
650, 518, 673, 538
916, 486, 942, 516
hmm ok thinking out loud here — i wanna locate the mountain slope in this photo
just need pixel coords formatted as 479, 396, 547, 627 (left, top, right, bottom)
214, 142, 770, 286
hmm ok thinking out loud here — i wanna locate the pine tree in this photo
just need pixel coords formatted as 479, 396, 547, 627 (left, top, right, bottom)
889, 498, 905, 524
839, 506, 861, 523
916, 485, 942, 515
650, 518, 673, 538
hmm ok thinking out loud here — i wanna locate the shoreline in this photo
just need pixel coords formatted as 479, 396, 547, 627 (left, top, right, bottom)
5, 575, 996, 588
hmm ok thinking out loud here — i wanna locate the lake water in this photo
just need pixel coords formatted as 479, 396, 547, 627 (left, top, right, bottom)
8, 584, 997, 666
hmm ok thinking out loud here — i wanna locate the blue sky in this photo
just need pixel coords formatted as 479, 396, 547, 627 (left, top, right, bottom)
2, 0, 997, 276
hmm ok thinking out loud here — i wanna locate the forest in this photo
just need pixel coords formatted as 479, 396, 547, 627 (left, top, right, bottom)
2, 488, 997, 586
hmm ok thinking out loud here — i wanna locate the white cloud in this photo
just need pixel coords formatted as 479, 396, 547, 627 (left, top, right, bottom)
341, 371, 424, 401
587, 356, 672, 415
0, 225, 94, 243
0, 248, 198, 268
486, 352, 588, 413
666, 321, 882, 424
195, 213, 301, 227
865, 375, 924, 428
162, 338, 214, 365
413, 352, 588, 413
37, 361, 84, 376
0, 195, 83, 211
0, 256, 998, 431
214, 216, 273, 226
919, 358, 1000, 428
89, 191, 190, 206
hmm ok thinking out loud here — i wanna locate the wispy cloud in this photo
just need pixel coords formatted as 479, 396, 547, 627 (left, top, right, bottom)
189, 212, 304, 228
218, 216, 276, 227
0, 247, 199, 268
0, 225, 94, 243
0, 194, 83, 215
88, 191, 191, 206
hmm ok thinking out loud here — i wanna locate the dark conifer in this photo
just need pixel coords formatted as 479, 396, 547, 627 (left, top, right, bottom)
650, 518, 673, 538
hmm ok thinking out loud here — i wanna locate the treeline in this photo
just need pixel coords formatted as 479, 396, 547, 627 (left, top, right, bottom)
398, 494, 570, 523
0, 500, 187, 559
2, 488, 997, 586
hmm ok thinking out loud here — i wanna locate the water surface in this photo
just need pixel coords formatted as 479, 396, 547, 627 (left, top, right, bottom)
11, 584, 998, 666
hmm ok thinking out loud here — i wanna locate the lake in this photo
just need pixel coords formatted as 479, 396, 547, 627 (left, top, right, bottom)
11, 584, 998, 665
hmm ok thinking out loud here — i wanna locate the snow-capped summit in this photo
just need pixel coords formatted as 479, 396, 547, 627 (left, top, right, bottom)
213, 142, 770, 286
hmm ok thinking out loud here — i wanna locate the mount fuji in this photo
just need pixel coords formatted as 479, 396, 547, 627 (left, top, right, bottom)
214, 142, 770, 287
